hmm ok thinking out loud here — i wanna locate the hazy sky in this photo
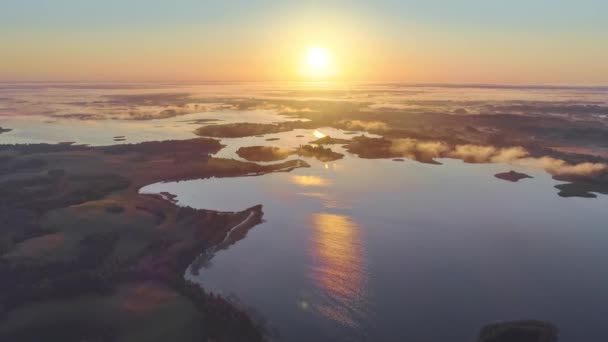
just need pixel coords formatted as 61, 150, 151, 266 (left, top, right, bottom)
1, 0, 607, 84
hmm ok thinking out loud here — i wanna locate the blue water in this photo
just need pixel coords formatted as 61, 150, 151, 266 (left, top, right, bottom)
142, 145, 608, 342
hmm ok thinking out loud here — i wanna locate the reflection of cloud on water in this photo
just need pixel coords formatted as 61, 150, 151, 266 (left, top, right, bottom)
310, 213, 366, 328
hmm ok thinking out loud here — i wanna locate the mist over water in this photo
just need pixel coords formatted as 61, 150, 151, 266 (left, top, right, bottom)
3, 0, 608, 340
3, 82, 608, 341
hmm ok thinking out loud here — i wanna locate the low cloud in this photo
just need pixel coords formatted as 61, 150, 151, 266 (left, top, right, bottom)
390, 138, 449, 162
448, 145, 529, 163
514, 157, 607, 177
341, 120, 389, 131
387, 138, 607, 177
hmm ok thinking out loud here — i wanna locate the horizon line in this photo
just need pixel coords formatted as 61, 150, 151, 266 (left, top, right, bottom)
1, 80, 607, 90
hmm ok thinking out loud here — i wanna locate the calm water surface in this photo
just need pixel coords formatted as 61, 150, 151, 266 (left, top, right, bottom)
0, 109, 299, 145
4, 83, 608, 341
142, 136, 608, 342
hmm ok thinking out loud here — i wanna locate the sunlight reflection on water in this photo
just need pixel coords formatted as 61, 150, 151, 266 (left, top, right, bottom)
291, 175, 330, 187
142, 153, 608, 342
310, 213, 366, 328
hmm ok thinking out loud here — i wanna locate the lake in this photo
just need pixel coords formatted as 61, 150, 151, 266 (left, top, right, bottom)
142, 131, 608, 341
3, 82, 608, 341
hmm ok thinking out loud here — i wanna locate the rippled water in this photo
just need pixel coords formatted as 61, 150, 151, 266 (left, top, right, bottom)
142, 131, 608, 342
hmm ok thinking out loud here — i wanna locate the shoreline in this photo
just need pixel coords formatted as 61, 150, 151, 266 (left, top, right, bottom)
0, 138, 309, 341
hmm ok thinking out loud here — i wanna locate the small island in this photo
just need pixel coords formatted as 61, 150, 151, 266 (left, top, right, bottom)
237, 145, 344, 162
553, 173, 608, 198
236, 146, 293, 162
478, 320, 558, 342
180, 118, 222, 125
495, 170, 533, 182
296, 144, 344, 162
309, 135, 351, 145
0, 127, 12, 134
195, 122, 293, 138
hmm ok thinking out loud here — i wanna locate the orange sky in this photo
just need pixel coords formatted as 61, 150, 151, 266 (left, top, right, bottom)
1, 1, 607, 84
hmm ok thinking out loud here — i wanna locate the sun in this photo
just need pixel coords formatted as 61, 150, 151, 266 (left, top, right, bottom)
302, 46, 335, 79
307, 47, 330, 69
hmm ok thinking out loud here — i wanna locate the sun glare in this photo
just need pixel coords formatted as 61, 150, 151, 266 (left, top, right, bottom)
302, 47, 335, 79
313, 130, 327, 138
307, 47, 330, 68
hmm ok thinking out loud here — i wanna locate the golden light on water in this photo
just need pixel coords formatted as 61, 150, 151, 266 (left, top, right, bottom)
310, 213, 365, 327
291, 175, 329, 187
313, 130, 327, 139
297, 192, 345, 209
